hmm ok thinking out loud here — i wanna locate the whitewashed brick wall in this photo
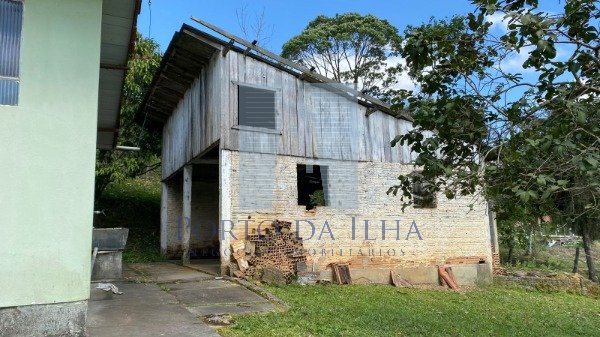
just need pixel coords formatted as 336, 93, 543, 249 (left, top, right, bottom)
224, 149, 492, 273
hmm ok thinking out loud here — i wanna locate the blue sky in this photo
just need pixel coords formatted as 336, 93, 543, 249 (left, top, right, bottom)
137, 0, 477, 53
137, 0, 568, 95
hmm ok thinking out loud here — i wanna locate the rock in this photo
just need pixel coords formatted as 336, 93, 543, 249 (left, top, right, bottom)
261, 266, 287, 285
297, 271, 318, 285
204, 314, 232, 326
296, 261, 308, 273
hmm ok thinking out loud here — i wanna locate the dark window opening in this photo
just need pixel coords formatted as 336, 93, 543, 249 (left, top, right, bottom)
297, 164, 327, 210
238, 85, 276, 129
411, 172, 437, 208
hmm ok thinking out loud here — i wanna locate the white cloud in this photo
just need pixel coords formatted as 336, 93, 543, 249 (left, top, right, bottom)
501, 46, 534, 73
486, 12, 509, 32
384, 55, 417, 91
303, 53, 417, 92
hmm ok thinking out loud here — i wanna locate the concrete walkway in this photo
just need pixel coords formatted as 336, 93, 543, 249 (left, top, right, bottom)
87, 262, 277, 337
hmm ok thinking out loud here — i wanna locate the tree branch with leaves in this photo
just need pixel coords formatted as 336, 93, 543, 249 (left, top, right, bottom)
389, 0, 600, 281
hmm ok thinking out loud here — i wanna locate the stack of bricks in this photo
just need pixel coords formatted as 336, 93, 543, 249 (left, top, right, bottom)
492, 253, 501, 270
230, 220, 307, 283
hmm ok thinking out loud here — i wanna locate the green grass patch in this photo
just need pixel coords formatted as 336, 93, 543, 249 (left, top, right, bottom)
501, 242, 600, 278
220, 283, 600, 337
95, 174, 165, 263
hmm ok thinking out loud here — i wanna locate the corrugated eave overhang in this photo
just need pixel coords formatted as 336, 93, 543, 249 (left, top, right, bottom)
96, 0, 141, 150
135, 25, 218, 130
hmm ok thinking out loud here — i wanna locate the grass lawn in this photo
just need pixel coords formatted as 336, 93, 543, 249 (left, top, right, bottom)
220, 283, 600, 337
95, 176, 600, 336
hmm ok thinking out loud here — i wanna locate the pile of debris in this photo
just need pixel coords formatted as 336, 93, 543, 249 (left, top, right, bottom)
230, 220, 307, 283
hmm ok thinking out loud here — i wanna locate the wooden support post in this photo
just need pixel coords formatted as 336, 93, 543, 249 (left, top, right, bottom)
182, 165, 193, 265
219, 150, 232, 276
488, 203, 499, 254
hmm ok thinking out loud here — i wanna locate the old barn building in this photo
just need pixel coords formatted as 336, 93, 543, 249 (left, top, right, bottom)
138, 20, 498, 285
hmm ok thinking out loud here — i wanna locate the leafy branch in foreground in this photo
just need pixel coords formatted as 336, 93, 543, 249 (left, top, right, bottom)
389, 0, 600, 281
95, 34, 162, 201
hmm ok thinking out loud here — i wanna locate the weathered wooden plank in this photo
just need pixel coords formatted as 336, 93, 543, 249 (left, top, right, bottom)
339, 95, 353, 161
265, 65, 284, 155
306, 85, 321, 158
347, 99, 360, 161
382, 114, 392, 162
218, 52, 229, 153
227, 51, 239, 150
388, 116, 399, 163
245, 56, 264, 85
295, 79, 306, 157
281, 73, 296, 156
367, 111, 383, 161
209, 53, 221, 150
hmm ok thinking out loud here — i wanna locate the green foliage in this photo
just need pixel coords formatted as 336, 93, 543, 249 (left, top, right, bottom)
281, 13, 401, 97
95, 34, 162, 200
309, 189, 325, 207
388, 1, 600, 260
220, 283, 600, 337
502, 242, 600, 276
95, 175, 164, 263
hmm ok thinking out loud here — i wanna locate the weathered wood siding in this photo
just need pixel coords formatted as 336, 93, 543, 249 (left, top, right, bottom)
162, 53, 222, 178
220, 49, 415, 163
162, 45, 415, 178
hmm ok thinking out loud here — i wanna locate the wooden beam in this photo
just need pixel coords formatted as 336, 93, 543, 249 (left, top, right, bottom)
97, 127, 119, 133
244, 40, 257, 56
365, 107, 377, 117
100, 63, 128, 70
191, 158, 218, 165
182, 165, 193, 265
222, 39, 235, 56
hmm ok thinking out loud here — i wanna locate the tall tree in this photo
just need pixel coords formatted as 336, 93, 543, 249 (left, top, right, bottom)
95, 33, 162, 201
389, 1, 600, 281
281, 13, 402, 97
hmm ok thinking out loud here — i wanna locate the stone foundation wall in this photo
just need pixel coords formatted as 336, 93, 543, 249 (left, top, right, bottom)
164, 177, 183, 257
222, 149, 493, 282
0, 300, 87, 337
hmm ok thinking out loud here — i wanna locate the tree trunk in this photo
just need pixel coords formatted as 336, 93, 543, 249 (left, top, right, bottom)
581, 229, 598, 283
507, 245, 514, 265
527, 228, 533, 256
572, 247, 580, 274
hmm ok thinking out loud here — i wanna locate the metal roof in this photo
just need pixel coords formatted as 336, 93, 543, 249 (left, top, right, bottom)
97, 0, 141, 149
135, 25, 218, 129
